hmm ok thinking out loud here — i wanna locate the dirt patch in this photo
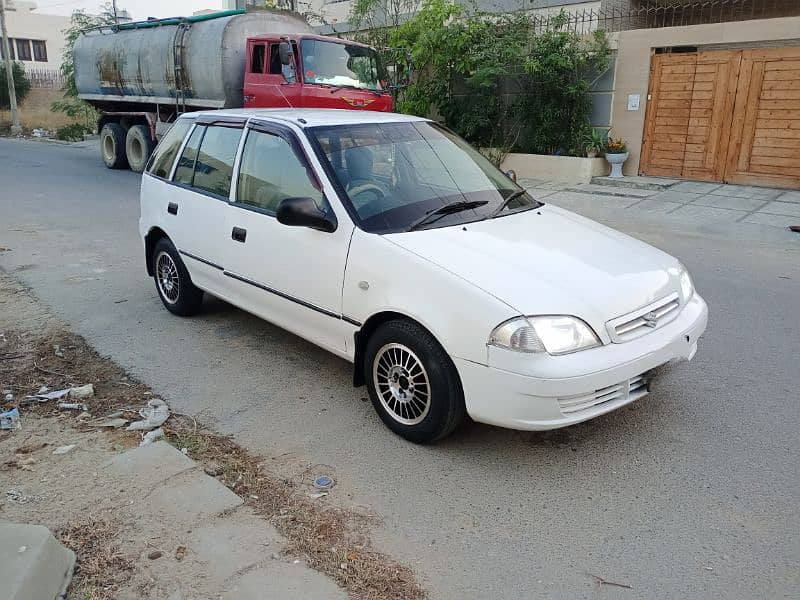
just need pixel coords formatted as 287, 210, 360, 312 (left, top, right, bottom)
0, 274, 426, 600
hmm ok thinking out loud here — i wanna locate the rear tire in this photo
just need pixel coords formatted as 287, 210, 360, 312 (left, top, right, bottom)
100, 122, 129, 170
364, 319, 466, 443
126, 124, 155, 173
151, 238, 204, 316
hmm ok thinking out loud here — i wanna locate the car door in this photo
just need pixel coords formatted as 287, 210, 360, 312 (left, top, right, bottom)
166, 117, 245, 296
244, 40, 302, 109
222, 121, 355, 357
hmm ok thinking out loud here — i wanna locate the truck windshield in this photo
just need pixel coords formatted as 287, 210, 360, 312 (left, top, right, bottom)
310, 121, 541, 234
300, 39, 383, 92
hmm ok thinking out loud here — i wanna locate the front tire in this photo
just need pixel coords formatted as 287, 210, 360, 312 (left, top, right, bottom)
126, 124, 155, 173
152, 238, 204, 316
364, 320, 466, 443
100, 122, 129, 170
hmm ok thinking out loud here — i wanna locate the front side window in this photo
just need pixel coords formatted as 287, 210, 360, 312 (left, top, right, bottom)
191, 126, 242, 197
310, 121, 540, 233
300, 39, 382, 91
146, 118, 193, 179
236, 129, 323, 214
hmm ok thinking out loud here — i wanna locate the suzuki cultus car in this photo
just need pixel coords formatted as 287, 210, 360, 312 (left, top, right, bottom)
140, 109, 708, 443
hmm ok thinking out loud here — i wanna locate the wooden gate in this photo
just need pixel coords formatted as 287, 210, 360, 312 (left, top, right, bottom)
640, 48, 800, 189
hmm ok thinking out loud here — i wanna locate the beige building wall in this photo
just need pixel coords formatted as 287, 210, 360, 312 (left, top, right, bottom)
612, 16, 800, 175
3, 1, 70, 71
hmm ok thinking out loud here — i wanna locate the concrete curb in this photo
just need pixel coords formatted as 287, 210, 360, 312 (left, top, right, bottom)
0, 523, 76, 600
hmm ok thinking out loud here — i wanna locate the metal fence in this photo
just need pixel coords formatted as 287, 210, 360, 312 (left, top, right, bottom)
25, 67, 64, 90
528, 0, 800, 33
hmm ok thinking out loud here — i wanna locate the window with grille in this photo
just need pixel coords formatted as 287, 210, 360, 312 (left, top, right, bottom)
32, 40, 47, 62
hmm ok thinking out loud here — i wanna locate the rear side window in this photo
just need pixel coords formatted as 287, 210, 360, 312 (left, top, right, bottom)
146, 119, 193, 178
173, 125, 204, 186
192, 126, 242, 198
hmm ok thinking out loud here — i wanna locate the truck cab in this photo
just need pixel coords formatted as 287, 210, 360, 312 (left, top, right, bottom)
244, 35, 393, 112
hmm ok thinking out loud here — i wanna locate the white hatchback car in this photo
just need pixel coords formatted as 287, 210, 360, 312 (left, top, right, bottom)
139, 109, 707, 443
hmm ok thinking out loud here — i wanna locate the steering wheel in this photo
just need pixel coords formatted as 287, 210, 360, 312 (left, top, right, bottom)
347, 182, 388, 215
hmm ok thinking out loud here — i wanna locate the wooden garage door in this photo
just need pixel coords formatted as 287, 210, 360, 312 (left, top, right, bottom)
725, 48, 800, 188
640, 48, 800, 189
641, 51, 739, 181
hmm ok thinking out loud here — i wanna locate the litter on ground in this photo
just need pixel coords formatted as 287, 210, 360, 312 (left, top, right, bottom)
127, 398, 170, 431
139, 428, 164, 447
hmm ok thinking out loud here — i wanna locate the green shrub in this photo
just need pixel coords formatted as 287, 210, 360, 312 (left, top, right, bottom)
56, 122, 91, 141
0, 62, 31, 109
380, 0, 611, 159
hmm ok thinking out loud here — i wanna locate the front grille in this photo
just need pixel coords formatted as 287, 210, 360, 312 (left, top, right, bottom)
608, 294, 680, 342
557, 374, 649, 415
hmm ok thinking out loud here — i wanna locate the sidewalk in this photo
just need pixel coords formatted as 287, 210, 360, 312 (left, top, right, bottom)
520, 177, 800, 232
0, 273, 424, 600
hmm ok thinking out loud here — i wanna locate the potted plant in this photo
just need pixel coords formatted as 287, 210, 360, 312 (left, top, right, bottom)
605, 136, 629, 178
583, 128, 607, 158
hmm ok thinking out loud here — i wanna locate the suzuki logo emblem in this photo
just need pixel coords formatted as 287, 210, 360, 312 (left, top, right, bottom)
643, 311, 659, 328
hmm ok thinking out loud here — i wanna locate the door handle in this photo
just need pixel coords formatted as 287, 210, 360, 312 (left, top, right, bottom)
231, 227, 247, 243
167, 202, 178, 215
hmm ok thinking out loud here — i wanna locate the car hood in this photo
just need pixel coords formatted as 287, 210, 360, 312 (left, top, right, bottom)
384, 205, 682, 331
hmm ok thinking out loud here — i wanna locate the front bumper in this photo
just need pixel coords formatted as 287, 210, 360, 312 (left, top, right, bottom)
455, 293, 708, 431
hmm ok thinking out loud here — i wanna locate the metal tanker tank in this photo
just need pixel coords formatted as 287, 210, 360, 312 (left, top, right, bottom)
74, 9, 313, 110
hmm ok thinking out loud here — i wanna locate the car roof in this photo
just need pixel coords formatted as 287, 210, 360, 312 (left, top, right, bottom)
183, 108, 430, 128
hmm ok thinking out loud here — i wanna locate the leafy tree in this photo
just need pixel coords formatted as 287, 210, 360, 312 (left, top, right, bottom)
348, 0, 421, 98
51, 3, 117, 128
0, 62, 31, 109
378, 0, 610, 160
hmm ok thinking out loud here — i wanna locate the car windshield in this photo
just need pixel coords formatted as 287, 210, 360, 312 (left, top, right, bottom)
309, 121, 541, 233
301, 39, 383, 92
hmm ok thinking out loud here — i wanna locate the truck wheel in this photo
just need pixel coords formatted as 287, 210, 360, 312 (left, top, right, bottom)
100, 123, 129, 170
126, 124, 155, 173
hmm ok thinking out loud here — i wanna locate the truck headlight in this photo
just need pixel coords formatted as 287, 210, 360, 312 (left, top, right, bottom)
679, 264, 694, 302
489, 316, 601, 355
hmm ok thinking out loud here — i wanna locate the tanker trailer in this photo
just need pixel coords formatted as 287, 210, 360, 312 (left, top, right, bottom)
74, 9, 393, 172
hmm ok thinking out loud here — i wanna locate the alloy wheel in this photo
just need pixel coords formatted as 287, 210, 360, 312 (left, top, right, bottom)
372, 343, 431, 425
155, 251, 180, 304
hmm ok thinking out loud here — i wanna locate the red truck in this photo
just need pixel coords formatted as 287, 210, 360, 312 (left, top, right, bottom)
74, 9, 393, 171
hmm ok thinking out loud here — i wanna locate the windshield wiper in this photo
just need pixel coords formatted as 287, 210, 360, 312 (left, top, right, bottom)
325, 83, 382, 97
408, 200, 489, 231
490, 189, 530, 218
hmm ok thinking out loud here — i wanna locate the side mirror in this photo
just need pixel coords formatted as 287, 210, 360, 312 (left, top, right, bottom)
505, 169, 517, 183
278, 41, 292, 66
276, 197, 337, 233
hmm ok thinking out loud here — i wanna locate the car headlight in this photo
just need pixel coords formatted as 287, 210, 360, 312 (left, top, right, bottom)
679, 264, 694, 302
489, 315, 601, 355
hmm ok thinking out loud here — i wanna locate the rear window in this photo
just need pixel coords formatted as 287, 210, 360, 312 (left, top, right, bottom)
145, 119, 193, 179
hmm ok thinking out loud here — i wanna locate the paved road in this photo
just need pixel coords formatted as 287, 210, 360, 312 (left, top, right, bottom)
2, 138, 798, 599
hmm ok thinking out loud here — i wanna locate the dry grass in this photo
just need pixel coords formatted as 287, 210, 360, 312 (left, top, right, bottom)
0, 88, 74, 131
56, 518, 134, 600
2, 326, 427, 600
0, 107, 72, 130
1, 329, 151, 417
